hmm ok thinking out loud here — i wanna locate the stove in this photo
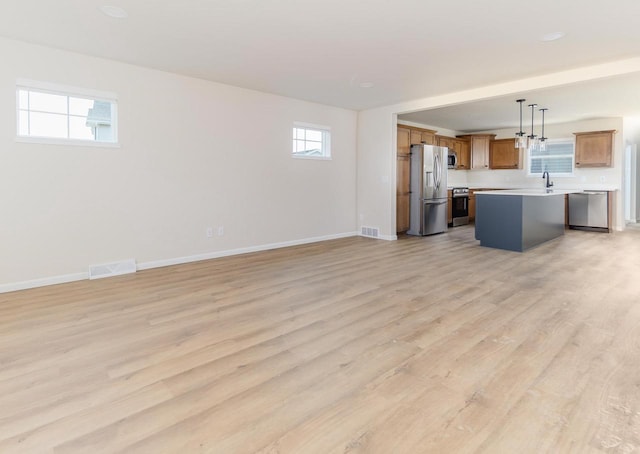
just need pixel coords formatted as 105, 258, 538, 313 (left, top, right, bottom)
451, 187, 469, 227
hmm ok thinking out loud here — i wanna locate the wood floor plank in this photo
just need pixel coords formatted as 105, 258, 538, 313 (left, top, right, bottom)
0, 227, 639, 453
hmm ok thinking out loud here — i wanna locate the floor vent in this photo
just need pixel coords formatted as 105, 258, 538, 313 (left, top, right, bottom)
89, 259, 137, 280
360, 226, 380, 238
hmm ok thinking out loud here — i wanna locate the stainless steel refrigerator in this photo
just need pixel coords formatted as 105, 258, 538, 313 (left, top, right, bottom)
407, 144, 448, 236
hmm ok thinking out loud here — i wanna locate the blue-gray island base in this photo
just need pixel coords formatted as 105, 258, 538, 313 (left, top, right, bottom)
474, 189, 573, 252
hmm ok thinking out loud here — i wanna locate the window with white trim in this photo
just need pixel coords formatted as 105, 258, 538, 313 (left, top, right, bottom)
17, 81, 118, 145
292, 123, 331, 159
528, 139, 574, 176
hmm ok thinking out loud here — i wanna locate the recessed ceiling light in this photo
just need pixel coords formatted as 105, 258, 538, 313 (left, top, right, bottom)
541, 31, 565, 42
99, 5, 128, 19
359, 82, 374, 88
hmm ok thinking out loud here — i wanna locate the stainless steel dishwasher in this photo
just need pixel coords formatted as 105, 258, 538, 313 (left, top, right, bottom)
568, 191, 609, 232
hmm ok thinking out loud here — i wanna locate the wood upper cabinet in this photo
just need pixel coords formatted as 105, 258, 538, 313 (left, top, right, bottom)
455, 139, 470, 170
490, 138, 520, 169
397, 127, 411, 156
437, 136, 469, 169
437, 135, 455, 150
421, 132, 436, 145
410, 129, 436, 146
458, 134, 495, 170
574, 130, 615, 167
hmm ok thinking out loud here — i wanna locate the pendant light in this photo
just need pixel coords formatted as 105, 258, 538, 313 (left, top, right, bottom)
514, 99, 527, 149
538, 108, 548, 152
527, 103, 538, 151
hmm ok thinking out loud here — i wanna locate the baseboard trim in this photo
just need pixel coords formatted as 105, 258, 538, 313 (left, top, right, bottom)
0, 231, 359, 294
0, 272, 89, 294
137, 231, 359, 271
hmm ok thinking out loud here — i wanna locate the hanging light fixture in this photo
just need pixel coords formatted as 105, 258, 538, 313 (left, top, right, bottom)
514, 99, 527, 149
538, 108, 548, 152
527, 103, 539, 151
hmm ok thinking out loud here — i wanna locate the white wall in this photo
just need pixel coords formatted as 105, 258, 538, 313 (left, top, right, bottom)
0, 38, 357, 291
357, 109, 396, 239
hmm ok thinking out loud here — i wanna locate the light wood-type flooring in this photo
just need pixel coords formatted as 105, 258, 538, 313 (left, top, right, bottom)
1, 226, 640, 453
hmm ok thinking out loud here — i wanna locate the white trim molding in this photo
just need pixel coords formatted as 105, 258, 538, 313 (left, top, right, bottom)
137, 232, 358, 270
0, 232, 359, 294
0, 272, 89, 294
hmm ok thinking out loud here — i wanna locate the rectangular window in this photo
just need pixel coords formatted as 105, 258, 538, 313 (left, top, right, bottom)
528, 139, 574, 176
16, 80, 118, 146
292, 122, 331, 159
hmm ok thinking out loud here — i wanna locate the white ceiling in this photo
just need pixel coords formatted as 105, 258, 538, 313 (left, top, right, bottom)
2, 0, 640, 115
399, 72, 640, 132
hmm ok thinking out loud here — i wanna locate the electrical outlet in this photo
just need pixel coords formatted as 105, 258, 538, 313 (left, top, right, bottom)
599, 176, 606, 183
217, 226, 224, 236
206, 227, 213, 238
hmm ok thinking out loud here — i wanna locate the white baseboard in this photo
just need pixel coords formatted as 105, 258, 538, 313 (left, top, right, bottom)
0, 272, 88, 294
0, 231, 358, 294
358, 233, 397, 241
137, 231, 359, 271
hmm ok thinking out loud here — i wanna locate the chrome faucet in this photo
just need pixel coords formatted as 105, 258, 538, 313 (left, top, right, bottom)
542, 171, 553, 189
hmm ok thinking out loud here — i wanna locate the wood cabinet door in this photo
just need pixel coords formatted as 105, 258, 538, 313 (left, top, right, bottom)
471, 136, 490, 169
490, 139, 520, 169
456, 140, 470, 169
469, 195, 476, 221
438, 136, 454, 150
396, 193, 410, 233
397, 156, 410, 195
447, 190, 453, 225
421, 132, 435, 145
396, 155, 410, 232
574, 131, 614, 167
396, 126, 412, 232
410, 130, 423, 145
397, 127, 411, 156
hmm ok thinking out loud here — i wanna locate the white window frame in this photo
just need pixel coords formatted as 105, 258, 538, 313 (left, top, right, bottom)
292, 122, 331, 160
527, 138, 575, 177
15, 79, 119, 148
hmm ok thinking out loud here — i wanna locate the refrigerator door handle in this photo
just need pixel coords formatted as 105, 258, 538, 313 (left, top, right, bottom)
432, 158, 437, 192
434, 153, 440, 190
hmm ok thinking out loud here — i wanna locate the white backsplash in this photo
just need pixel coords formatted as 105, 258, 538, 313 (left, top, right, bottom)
447, 168, 468, 188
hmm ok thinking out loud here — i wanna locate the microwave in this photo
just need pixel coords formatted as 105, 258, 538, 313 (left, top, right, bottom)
447, 151, 457, 169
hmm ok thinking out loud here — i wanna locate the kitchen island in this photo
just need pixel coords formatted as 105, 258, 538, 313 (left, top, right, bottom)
474, 188, 581, 252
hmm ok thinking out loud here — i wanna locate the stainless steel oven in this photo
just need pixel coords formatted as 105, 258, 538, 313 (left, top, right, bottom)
451, 187, 469, 226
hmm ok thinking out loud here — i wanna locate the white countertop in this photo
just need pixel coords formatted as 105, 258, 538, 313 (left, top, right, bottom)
475, 188, 583, 196
464, 184, 618, 191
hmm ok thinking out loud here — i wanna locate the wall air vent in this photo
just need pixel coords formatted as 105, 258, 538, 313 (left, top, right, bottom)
89, 259, 137, 280
360, 226, 380, 238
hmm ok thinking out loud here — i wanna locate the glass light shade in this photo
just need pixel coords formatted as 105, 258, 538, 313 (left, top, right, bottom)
539, 139, 547, 152
527, 136, 539, 152
515, 134, 527, 149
